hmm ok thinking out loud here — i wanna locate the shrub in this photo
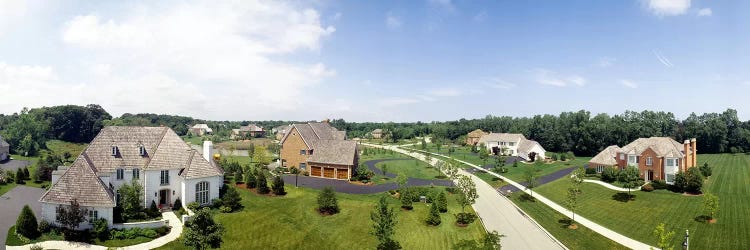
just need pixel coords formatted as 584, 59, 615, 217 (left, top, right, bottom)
245, 168, 257, 188
272, 175, 286, 195
155, 226, 170, 236
641, 184, 654, 192
565, 151, 576, 160
234, 171, 243, 184
601, 166, 618, 183
211, 198, 223, 209
685, 167, 704, 194
221, 186, 242, 212
15, 205, 39, 239
437, 191, 448, 213
673, 172, 687, 192
187, 202, 201, 211
148, 200, 161, 218
455, 212, 477, 225
93, 218, 109, 241
559, 153, 566, 161
551, 153, 559, 161
700, 162, 712, 177
651, 180, 668, 190
173, 198, 182, 211
219, 206, 232, 213
585, 167, 596, 175
388, 189, 397, 195
317, 187, 339, 215
425, 203, 441, 226
37, 220, 50, 233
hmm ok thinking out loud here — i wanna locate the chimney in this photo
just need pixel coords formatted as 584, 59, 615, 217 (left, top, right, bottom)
322, 118, 330, 124
203, 141, 213, 162
691, 138, 697, 167
683, 140, 691, 170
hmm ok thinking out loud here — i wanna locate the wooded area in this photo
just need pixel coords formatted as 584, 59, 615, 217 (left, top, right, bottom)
1, 105, 748, 156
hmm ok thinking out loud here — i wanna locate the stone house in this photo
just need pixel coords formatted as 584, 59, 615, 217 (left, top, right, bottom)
39, 126, 224, 229
232, 124, 265, 139
280, 121, 358, 180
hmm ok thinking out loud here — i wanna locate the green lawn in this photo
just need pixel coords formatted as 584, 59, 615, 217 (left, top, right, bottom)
5, 226, 156, 247
375, 160, 446, 180
180, 135, 205, 145
157, 185, 485, 249
45, 140, 87, 162
473, 171, 505, 188
0, 183, 18, 196
533, 154, 750, 249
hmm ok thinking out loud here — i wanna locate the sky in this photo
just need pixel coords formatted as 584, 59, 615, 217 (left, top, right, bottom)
0, 0, 748, 122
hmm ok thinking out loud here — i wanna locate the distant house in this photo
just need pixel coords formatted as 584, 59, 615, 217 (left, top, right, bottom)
465, 129, 488, 145
232, 124, 265, 139
39, 126, 223, 229
590, 137, 697, 184
273, 125, 291, 141
370, 129, 384, 139
279, 121, 358, 180
189, 124, 213, 136
588, 145, 621, 173
0, 135, 9, 161
478, 133, 546, 161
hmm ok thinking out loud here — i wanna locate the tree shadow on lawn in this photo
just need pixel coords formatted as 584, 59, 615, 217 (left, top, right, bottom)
558, 218, 574, 228
519, 193, 536, 202
611, 192, 636, 202
694, 215, 713, 223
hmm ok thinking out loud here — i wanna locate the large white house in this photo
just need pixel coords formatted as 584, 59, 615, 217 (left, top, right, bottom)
478, 133, 546, 161
40, 126, 224, 229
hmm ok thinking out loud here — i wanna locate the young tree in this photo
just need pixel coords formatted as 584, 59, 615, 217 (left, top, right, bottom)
523, 167, 538, 196
15, 205, 39, 239
15, 168, 24, 184
444, 161, 459, 180
425, 201, 441, 226
703, 193, 719, 221
436, 191, 448, 213
455, 175, 478, 213
222, 186, 242, 212
478, 147, 489, 165
421, 138, 427, 150
253, 146, 271, 167
148, 200, 160, 218
23, 167, 30, 180
653, 223, 675, 250
56, 199, 88, 232
119, 180, 145, 219
290, 167, 300, 187
371, 196, 400, 250
245, 167, 257, 189
233, 170, 243, 184
272, 175, 286, 195
448, 146, 455, 156
424, 153, 432, 165
453, 230, 504, 250
400, 187, 413, 210
685, 167, 704, 194
184, 207, 224, 249
317, 187, 339, 215
435, 139, 442, 152
396, 173, 408, 189
700, 162, 712, 177
566, 187, 579, 226
256, 170, 270, 194
382, 163, 389, 176
621, 166, 641, 197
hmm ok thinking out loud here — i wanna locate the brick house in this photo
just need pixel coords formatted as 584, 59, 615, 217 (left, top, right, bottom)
280, 122, 358, 180
231, 124, 265, 139
589, 137, 697, 184
465, 129, 488, 146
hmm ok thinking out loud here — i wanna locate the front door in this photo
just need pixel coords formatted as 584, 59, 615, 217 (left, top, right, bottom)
648, 170, 654, 182
159, 189, 170, 207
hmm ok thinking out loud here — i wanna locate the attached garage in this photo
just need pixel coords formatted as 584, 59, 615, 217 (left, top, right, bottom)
311, 166, 322, 177
323, 167, 335, 178
336, 168, 348, 179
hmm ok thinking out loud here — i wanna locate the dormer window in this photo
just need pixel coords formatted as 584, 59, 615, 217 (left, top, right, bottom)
139, 145, 146, 156
111, 146, 118, 156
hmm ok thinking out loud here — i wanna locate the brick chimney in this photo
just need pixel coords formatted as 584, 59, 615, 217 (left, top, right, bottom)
322, 118, 330, 124
691, 138, 697, 167
683, 140, 691, 170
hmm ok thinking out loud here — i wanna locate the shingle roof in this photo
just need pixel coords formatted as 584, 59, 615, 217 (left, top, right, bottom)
179, 150, 224, 179
619, 137, 685, 158
478, 133, 527, 144
308, 140, 358, 165
372, 129, 383, 134
517, 139, 544, 154
467, 129, 487, 138
589, 145, 621, 165
240, 124, 264, 132
40, 154, 115, 207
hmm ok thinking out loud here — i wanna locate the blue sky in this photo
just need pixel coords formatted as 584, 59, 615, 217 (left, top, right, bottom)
0, 0, 748, 122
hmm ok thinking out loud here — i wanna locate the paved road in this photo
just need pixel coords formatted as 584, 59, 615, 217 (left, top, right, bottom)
499, 167, 577, 193
365, 143, 566, 250
0, 186, 44, 249
0, 160, 31, 172
411, 147, 656, 250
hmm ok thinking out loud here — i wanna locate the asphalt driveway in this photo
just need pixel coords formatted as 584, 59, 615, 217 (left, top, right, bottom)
498, 167, 578, 193
0, 186, 44, 249
0, 160, 31, 172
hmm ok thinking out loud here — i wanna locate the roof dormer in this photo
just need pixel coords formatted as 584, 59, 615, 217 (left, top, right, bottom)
139, 144, 147, 156
111, 146, 118, 156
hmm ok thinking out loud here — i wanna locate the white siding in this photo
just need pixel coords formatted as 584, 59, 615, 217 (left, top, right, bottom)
144, 169, 183, 208
181, 176, 223, 208
41, 203, 113, 230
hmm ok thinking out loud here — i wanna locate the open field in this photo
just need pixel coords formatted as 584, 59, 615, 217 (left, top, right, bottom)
534, 154, 750, 249
157, 185, 485, 249
374, 160, 446, 180
215, 139, 274, 150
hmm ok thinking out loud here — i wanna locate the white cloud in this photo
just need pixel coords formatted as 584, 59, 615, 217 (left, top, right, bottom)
643, 0, 691, 16
5, 0, 340, 119
427, 87, 461, 97
386, 12, 402, 30
473, 11, 488, 23
534, 69, 586, 87
597, 57, 616, 67
620, 79, 638, 88
483, 78, 515, 89
653, 50, 674, 67
697, 8, 712, 16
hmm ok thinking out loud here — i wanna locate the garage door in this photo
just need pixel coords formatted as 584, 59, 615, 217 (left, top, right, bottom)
336, 169, 348, 179
323, 167, 335, 178
311, 166, 322, 177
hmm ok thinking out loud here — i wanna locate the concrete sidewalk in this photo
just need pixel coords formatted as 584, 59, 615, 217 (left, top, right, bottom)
583, 179, 642, 192
408, 147, 656, 250
7, 212, 183, 250
364, 143, 566, 250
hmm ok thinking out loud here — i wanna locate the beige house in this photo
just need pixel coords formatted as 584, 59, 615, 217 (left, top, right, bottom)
189, 124, 213, 136
371, 129, 384, 139
465, 129, 488, 145
231, 124, 265, 139
280, 121, 358, 180
273, 125, 291, 141
588, 145, 621, 173
478, 133, 546, 161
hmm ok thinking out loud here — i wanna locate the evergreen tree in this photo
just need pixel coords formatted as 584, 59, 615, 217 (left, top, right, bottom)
400, 188, 413, 210
245, 167, 257, 189
425, 202, 441, 226
23, 167, 30, 180
272, 175, 286, 195
685, 167, 704, 193
148, 200, 160, 218
317, 187, 339, 215
436, 191, 448, 213
184, 208, 224, 249
15, 205, 39, 239
256, 170, 270, 194
221, 186, 242, 212
15, 168, 24, 184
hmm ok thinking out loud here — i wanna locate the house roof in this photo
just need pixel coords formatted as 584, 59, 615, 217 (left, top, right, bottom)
372, 129, 383, 134
307, 140, 358, 165
192, 124, 210, 129
589, 145, 621, 165
240, 124, 264, 132
618, 137, 685, 158
0, 135, 8, 147
517, 139, 545, 154
467, 129, 487, 138
478, 133, 527, 144
273, 125, 290, 134
179, 150, 224, 179
40, 154, 115, 207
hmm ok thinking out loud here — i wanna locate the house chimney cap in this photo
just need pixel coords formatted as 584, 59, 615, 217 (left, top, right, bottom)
690, 138, 696, 142
684, 140, 690, 144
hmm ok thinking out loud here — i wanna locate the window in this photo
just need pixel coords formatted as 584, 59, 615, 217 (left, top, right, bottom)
116, 168, 124, 180
299, 163, 307, 170
139, 145, 146, 156
509, 142, 515, 146
160, 170, 169, 185
646, 157, 653, 166
619, 154, 624, 160
666, 174, 675, 183
195, 181, 210, 205
116, 190, 121, 204
596, 166, 605, 173
111, 146, 118, 156
666, 158, 676, 167
133, 168, 140, 179
88, 210, 98, 223
309, 150, 314, 155
300, 150, 306, 155
627, 155, 637, 166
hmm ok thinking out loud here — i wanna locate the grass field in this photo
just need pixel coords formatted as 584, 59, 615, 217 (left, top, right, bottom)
5, 226, 156, 247
157, 185, 485, 249
534, 154, 750, 249
374, 160, 446, 180
473, 171, 505, 188
0, 182, 18, 196
215, 139, 274, 150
